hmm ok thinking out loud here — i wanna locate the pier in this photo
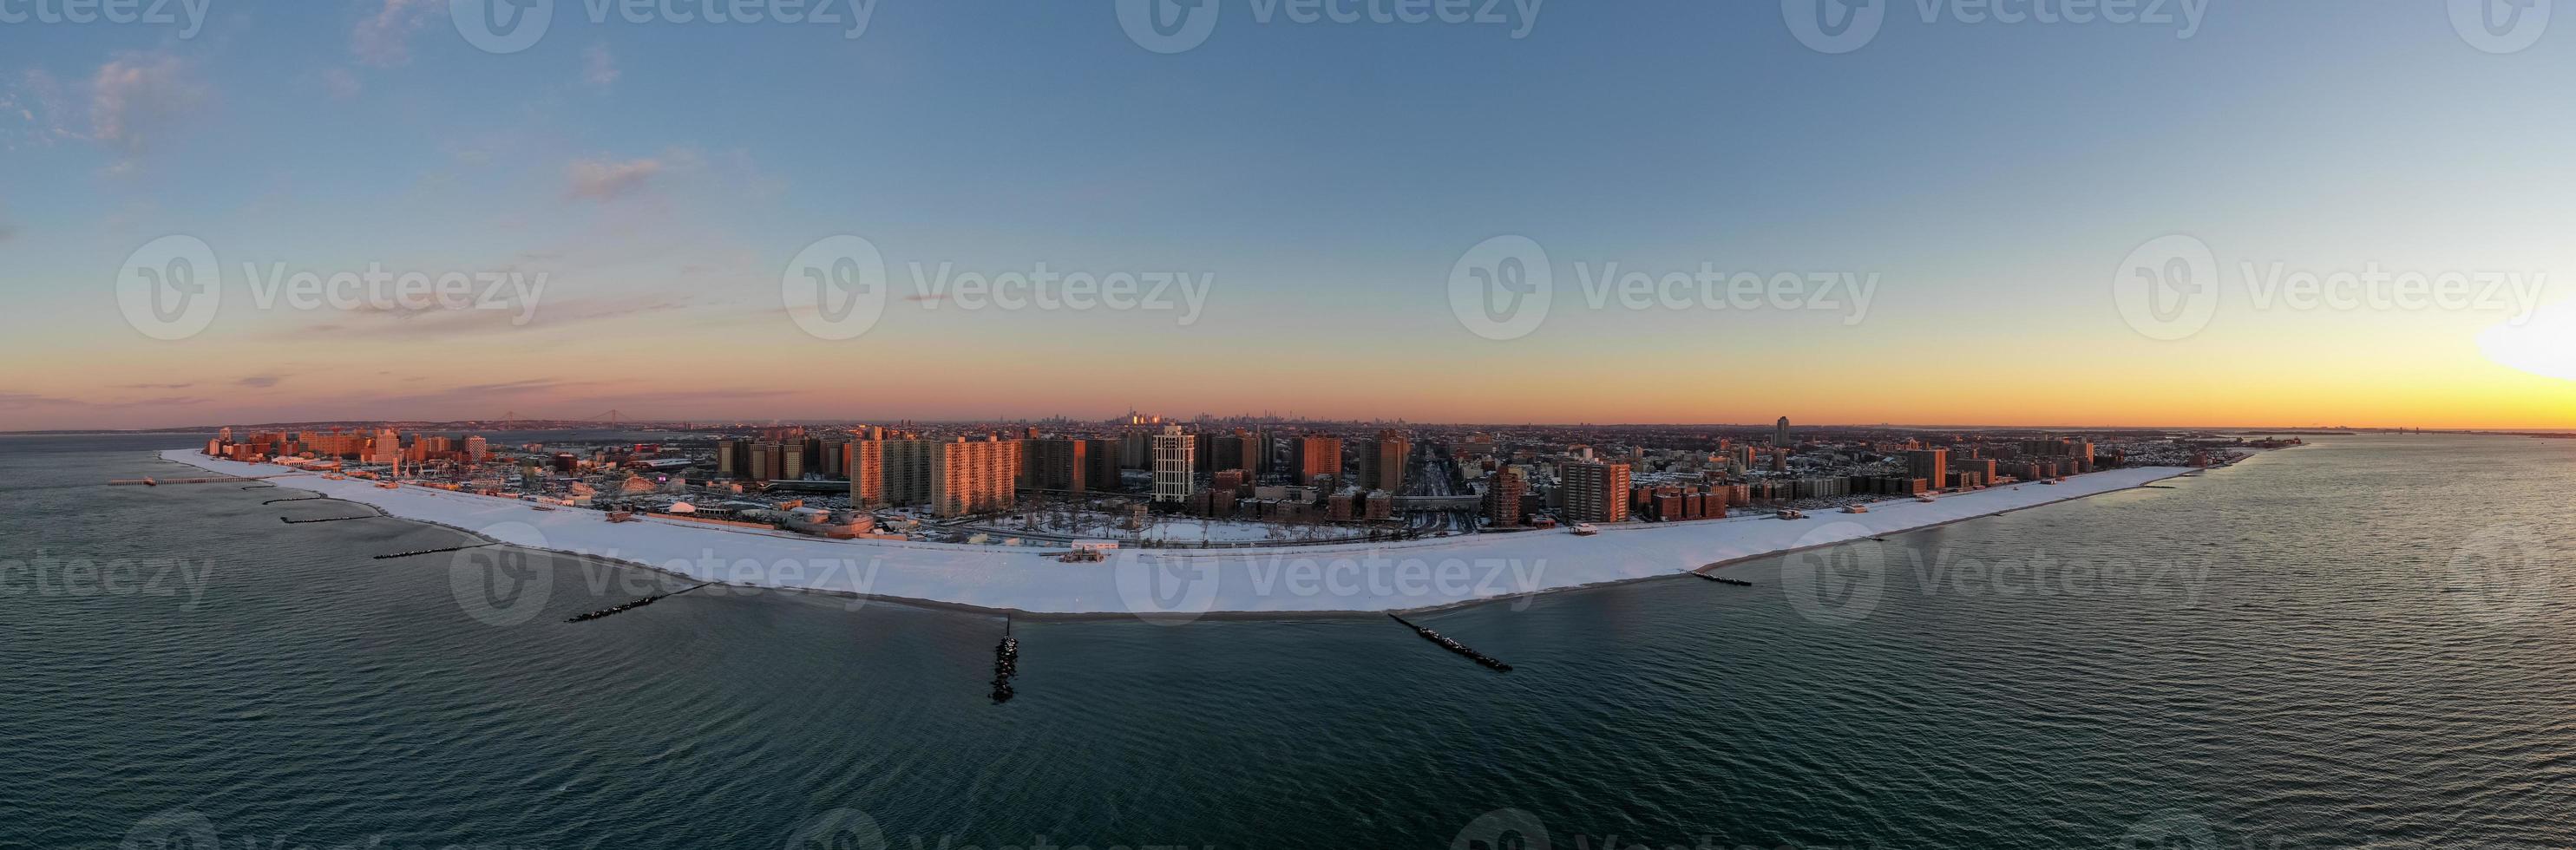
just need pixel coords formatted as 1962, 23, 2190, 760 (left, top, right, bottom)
991, 618, 1021, 703
1690, 572, 1755, 587
281, 514, 381, 524
264, 495, 325, 505
1387, 613, 1512, 672
373, 542, 498, 560
565, 582, 712, 623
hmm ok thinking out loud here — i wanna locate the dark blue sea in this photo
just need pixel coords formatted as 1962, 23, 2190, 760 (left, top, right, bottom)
3, 433, 2570, 848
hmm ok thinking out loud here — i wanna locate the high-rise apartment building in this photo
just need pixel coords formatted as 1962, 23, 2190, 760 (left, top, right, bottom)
851, 439, 938, 508
1774, 417, 1792, 448
930, 437, 1020, 518
1152, 425, 1195, 503
1483, 466, 1526, 527
1024, 438, 1091, 494
1084, 438, 1122, 493
1562, 461, 1631, 524
1906, 449, 1950, 491
1297, 435, 1343, 487
1371, 430, 1410, 493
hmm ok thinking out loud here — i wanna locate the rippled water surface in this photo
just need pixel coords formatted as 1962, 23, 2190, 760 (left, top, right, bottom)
4, 433, 2571, 848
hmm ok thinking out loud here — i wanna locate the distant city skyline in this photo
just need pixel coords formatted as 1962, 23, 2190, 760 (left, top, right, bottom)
6, 3, 2575, 430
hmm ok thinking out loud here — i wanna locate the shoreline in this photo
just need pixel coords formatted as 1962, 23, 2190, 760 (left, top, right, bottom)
158, 449, 2217, 619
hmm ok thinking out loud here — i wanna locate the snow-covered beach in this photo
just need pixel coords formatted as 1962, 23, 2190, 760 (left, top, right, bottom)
160, 449, 2198, 617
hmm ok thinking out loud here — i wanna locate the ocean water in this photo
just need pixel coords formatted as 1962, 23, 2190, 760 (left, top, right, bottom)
3, 433, 2571, 849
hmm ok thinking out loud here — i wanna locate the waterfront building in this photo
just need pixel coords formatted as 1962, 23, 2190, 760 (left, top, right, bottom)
1906, 449, 1950, 491
1562, 461, 1631, 524
930, 436, 1020, 518
1484, 466, 1526, 527
852, 439, 938, 508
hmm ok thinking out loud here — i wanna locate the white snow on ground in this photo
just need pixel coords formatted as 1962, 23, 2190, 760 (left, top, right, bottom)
161, 450, 2195, 616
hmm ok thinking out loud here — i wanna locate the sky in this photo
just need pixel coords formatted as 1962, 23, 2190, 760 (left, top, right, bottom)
3, 0, 2575, 430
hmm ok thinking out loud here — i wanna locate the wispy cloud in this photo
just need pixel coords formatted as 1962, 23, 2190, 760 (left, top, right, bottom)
322, 68, 364, 100
1, 69, 80, 152
289, 296, 693, 340
566, 156, 665, 201
90, 53, 206, 158
582, 44, 619, 88
0, 391, 206, 410
352, 0, 439, 67
237, 375, 284, 389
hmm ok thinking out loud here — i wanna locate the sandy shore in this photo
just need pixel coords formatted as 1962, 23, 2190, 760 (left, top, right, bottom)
161, 449, 2198, 617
